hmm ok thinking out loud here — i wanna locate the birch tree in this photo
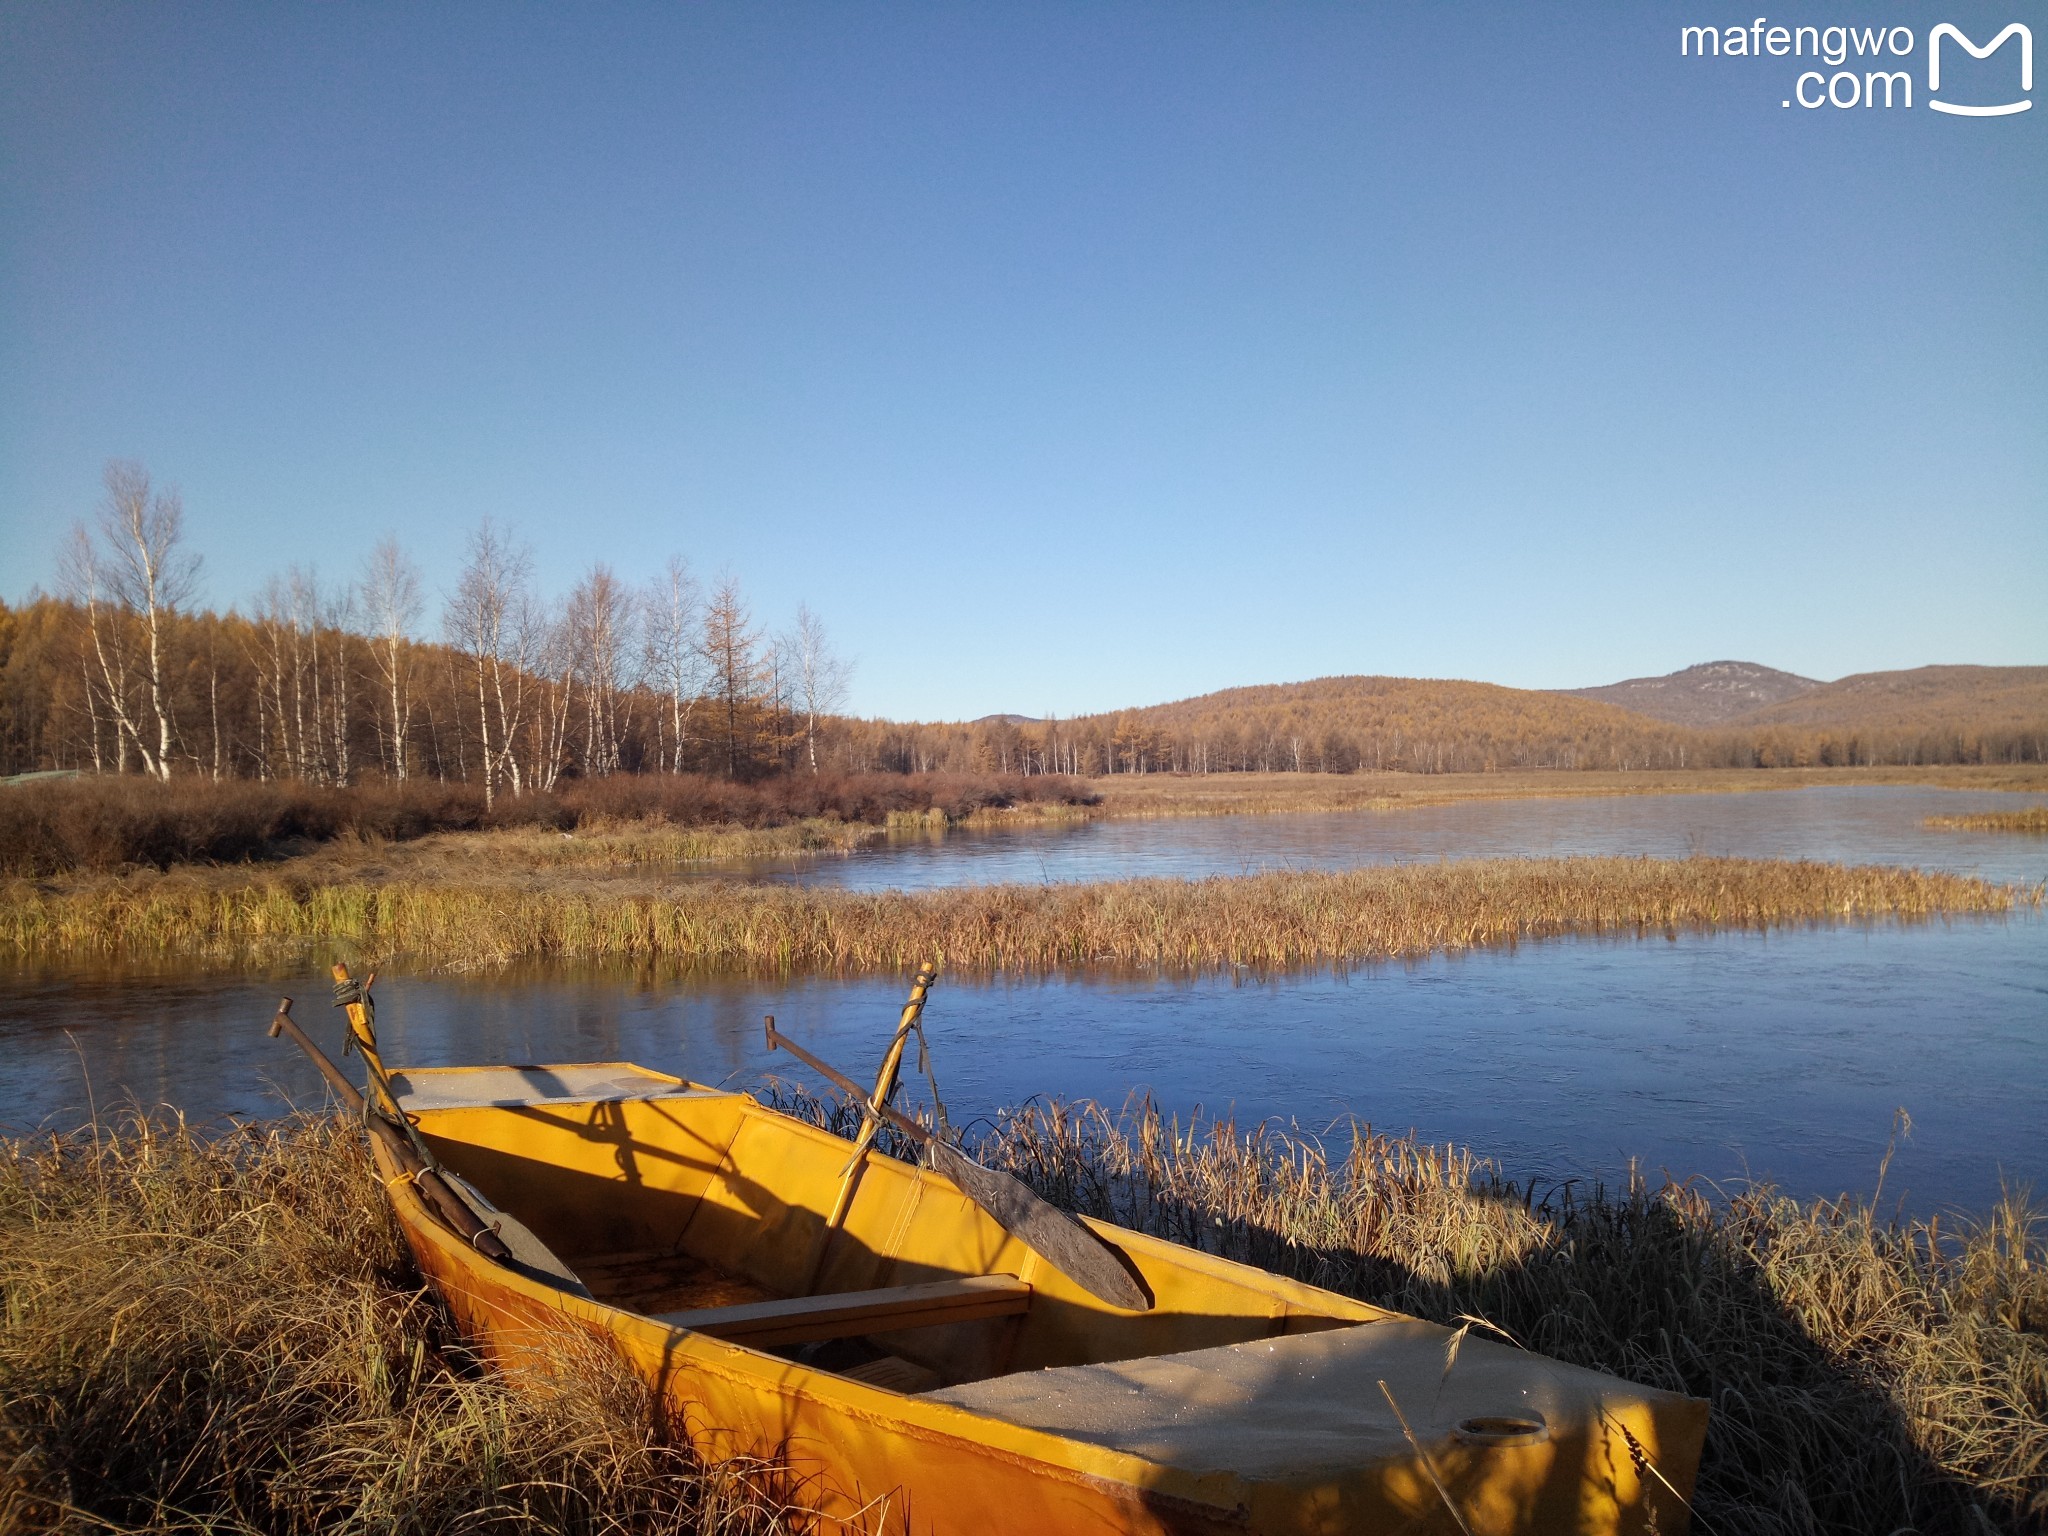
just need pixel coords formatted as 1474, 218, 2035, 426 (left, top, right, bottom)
642, 556, 702, 774
785, 603, 850, 773
59, 461, 200, 778
444, 521, 534, 807
361, 538, 422, 780
565, 564, 634, 776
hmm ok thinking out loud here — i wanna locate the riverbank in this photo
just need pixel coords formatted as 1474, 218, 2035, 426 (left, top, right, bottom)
5, 1109, 2040, 1533
966, 1097, 2048, 1533
5, 855, 2035, 971
8, 766, 2045, 885
1086, 763, 2048, 820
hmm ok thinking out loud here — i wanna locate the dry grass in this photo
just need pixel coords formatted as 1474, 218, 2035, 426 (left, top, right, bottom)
7, 1107, 2042, 1533
1927, 808, 2048, 835
0, 1114, 808, 1535
1089, 765, 2048, 820
324, 819, 888, 876
966, 1099, 2048, 1536
3, 857, 2035, 973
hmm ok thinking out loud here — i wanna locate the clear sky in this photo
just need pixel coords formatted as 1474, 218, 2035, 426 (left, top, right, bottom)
3, 2, 2043, 720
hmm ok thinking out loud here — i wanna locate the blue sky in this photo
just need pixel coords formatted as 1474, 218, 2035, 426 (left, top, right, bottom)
2, 2, 2042, 720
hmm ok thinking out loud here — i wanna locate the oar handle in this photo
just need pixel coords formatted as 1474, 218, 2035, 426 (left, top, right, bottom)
765, 1011, 1155, 1312
269, 998, 367, 1113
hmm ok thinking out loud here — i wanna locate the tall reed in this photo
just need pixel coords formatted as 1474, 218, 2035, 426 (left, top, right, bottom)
4, 857, 2036, 972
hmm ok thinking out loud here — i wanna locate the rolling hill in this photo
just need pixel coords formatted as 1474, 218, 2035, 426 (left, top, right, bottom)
1066, 675, 1698, 772
933, 665, 2047, 776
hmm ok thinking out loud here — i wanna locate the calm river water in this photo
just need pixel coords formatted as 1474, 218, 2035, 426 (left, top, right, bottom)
713, 784, 2048, 890
3, 786, 2043, 1216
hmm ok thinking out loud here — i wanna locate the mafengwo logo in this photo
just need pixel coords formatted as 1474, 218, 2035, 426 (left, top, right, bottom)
1679, 18, 2032, 113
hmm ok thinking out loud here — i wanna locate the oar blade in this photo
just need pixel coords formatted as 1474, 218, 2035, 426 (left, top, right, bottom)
927, 1142, 1152, 1312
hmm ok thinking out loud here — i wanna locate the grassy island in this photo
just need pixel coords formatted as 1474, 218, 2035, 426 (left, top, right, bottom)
4, 855, 2036, 972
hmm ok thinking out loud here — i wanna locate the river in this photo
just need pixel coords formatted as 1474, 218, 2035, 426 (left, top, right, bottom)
4, 785, 2043, 1216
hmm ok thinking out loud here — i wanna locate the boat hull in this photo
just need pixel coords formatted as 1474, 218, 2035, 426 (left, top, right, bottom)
377, 1066, 1707, 1535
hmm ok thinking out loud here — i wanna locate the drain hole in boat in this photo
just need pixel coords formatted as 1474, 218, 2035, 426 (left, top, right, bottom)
1452, 1414, 1547, 1446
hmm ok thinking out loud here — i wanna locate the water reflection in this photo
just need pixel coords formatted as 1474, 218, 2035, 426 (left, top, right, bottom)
5, 913, 2041, 1217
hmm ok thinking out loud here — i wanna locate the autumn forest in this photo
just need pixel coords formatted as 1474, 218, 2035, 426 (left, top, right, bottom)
3, 463, 2044, 792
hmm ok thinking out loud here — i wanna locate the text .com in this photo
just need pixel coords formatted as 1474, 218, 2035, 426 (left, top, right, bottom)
1680, 20, 2033, 114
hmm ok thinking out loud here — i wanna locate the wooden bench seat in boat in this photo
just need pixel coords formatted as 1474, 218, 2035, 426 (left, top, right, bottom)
658, 1275, 1031, 1348
926, 1319, 1645, 1486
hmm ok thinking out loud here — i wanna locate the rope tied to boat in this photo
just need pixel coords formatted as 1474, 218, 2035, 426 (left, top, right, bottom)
909, 1014, 954, 1149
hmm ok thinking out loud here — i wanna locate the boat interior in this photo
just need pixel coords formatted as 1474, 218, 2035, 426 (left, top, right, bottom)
391, 1063, 1378, 1398
380, 1059, 1715, 1522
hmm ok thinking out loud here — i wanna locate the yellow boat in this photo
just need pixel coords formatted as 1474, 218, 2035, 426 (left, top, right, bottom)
270, 973, 1707, 1535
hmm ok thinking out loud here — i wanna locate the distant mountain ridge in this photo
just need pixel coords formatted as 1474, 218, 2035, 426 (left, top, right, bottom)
950, 664, 2045, 775
1565, 661, 1820, 727
1723, 665, 2048, 734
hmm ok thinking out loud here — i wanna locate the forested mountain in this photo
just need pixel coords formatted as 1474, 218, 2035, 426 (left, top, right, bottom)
933, 669, 2048, 776
9, 585, 2046, 785
1072, 676, 1698, 773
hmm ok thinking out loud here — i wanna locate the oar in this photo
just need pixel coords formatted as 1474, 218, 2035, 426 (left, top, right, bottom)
835, 960, 939, 1186
266, 995, 517, 1265
766, 1015, 1152, 1312
272, 976, 591, 1296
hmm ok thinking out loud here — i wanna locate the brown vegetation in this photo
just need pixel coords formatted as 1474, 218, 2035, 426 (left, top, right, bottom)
5, 528, 2043, 794
0, 1113, 806, 1534
1027, 671, 2048, 777
0, 771, 1095, 878
1, 477, 863, 789
1733, 664, 2048, 734
962, 1099, 2048, 1535
1926, 807, 2048, 834
7, 1101, 2041, 1532
5, 857, 2033, 972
